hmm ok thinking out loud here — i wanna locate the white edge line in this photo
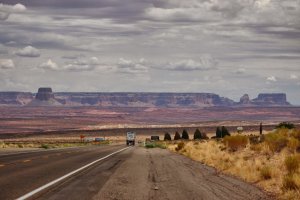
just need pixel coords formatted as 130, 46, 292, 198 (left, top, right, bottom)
16, 146, 130, 200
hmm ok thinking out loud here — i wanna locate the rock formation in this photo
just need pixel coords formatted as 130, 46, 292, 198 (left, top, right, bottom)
252, 93, 290, 106
0, 88, 292, 107
27, 88, 61, 106
0, 92, 33, 105
54, 92, 235, 107
35, 88, 54, 101
239, 94, 251, 104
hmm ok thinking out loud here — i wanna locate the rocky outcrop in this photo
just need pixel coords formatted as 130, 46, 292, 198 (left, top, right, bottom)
238, 93, 290, 106
35, 88, 54, 101
239, 94, 251, 104
0, 88, 292, 107
54, 92, 235, 107
27, 88, 61, 106
252, 93, 290, 106
0, 92, 33, 105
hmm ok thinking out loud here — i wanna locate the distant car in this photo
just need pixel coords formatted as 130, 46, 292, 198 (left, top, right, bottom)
151, 136, 159, 141
95, 138, 105, 142
84, 138, 94, 142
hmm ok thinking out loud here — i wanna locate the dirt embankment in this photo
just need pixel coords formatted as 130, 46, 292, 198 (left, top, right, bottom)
95, 147, 270, 200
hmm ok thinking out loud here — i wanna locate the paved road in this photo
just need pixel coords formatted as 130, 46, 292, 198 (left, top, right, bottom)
0, 145, 131, 200
0, 146, 271, 200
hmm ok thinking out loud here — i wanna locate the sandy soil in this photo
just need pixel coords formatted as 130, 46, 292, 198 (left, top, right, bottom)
94, 147, 271, 200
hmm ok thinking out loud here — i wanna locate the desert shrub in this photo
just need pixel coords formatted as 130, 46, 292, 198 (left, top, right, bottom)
285, 155, 300, 174
283, 175, 299, 190
250, 143, 263, 152
221, 126, 230, 137
276, 122, 295, 130
260, 166, 272, 180
0, 142, 6, 148
164, 132, 172, 141
174, 131, 181, 140
194, 129, 202, 140
291, 129, 300, 140
249, 135, 261, 144
155, 142, 167, 149
223, 135, 248, 151
41, 144, 50, 149
175, 142, 185, 151
182, 129, 189, 140
17, 144, 24, 148
216, 126, 230, 138
201, 132, 209, 140
265, 132, 288, 152
216, 127, 222, 138
192, 129, 208, 140
287, 138, 300, 153
145, 143, 155, 148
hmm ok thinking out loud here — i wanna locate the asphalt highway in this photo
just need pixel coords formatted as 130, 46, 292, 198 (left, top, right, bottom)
0, 145, 132, 200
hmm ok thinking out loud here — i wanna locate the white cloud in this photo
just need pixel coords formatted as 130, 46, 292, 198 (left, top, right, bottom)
267, 76, 277, 82
63, 57, 101, 71
0, 3, 26, 20
162, 56, 217, 71
116, 58, 148, 74
290, 74, 298, 80
0, 59, 15, 69
39, 57, 103, 71
39, 59, 59, 70
12, 3, 26, 12
15, 46, 41, 57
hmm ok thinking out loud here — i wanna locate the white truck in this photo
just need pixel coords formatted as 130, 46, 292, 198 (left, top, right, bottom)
126, 132, 136, 146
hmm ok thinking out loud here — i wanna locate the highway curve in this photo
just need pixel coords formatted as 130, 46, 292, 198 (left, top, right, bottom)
0, 146, 271, 200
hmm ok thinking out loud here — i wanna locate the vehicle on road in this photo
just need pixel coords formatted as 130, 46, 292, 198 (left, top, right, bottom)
150, 136, 159, 141
126, 132, 136, 146
95, 137, 105, 142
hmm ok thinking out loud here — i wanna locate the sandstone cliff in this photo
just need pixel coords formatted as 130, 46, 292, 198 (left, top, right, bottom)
27, 88, 61, 106
54, 92, 235, 107
238, 93, 290, 106
0, 92, 33, 105
0, 88, 292, 107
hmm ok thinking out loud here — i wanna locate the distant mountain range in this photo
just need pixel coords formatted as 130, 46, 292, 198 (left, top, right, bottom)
0, 87, 291, 107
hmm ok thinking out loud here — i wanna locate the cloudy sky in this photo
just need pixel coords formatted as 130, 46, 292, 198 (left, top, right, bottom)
0, 0, 299, 104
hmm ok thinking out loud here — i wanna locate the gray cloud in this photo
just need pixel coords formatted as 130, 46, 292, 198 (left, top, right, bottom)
0, 0, 300, 104
0, 3, 26, 20
0, 59, 15, 69
116, 58, 149, 74
39, 59, 59, 70
15, 46, 40, 57
158, 56, 218, 71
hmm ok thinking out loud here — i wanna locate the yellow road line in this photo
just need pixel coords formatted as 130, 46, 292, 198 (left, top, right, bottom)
0, 164, 5, 167
23, 160, 31, 163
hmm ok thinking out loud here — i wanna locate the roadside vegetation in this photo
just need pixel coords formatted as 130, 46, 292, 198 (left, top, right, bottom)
163, 123, 300, 200
0, 140, 111, 149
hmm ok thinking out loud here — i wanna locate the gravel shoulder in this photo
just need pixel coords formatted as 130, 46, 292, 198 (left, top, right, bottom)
94, 147, 271, 200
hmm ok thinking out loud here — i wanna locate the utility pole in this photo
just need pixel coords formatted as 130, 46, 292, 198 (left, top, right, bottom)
259, 122, 263, 135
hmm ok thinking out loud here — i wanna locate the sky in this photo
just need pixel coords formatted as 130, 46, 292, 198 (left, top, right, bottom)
0, 0, 299, 104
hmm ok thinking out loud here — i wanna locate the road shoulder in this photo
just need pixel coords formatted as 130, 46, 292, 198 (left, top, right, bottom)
94, 147, 271, 200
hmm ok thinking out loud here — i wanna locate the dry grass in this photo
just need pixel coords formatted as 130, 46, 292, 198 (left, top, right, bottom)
168, 128, 300, 200
223, 135, 248, 151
